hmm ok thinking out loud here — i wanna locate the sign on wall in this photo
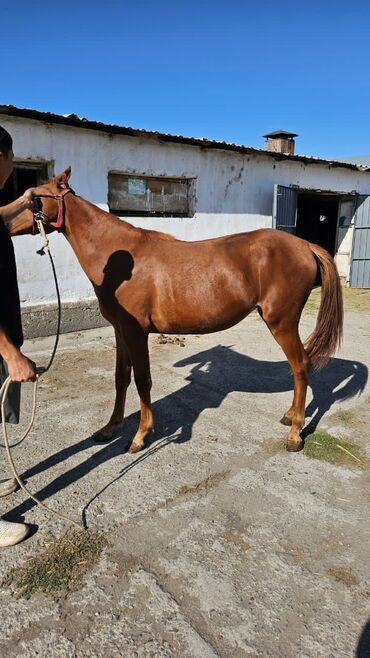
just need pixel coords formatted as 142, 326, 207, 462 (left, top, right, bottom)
128, 177, 147, 195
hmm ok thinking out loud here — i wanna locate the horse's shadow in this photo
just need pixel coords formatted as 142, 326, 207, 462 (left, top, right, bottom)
5, 345, 368, 525
357, 617, 370, 657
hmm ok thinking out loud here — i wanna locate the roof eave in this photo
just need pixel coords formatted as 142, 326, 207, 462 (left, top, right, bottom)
0, 105, 366, 173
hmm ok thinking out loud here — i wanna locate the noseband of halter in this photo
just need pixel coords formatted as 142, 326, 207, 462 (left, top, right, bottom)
32, 178, 75, 234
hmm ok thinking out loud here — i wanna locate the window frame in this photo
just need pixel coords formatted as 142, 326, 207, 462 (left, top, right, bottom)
108, 172, 196, 218
0, 159, 54, 205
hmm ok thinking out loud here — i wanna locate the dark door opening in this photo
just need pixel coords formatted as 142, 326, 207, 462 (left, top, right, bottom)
296, 193, 339, 255
0, 163, 49, 206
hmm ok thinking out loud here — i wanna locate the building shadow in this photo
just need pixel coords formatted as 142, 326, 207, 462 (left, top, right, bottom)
4, 345, 368, 525
357, 617, 370, 657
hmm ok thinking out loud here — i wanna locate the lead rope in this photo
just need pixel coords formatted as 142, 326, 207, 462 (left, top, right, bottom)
0, 219, 83, 530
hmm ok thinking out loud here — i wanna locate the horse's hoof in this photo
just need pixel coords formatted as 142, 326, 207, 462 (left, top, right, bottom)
286, 438, 303, 452
92, 434, 114, 443
280, 414, 293, 426
128, 441, 145, 454
91, 428, 115, 442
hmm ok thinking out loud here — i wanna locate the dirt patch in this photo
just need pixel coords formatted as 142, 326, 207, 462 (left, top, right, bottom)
303, 431, 367, 468
3, 529, 107, 600
155, 334, 186, 347
327, 409, 365, 428
263, 437, 286, 455
284, 544, 306, 563
114, 555, 140, 579
178, 469, 231, 495
223, 528, 250, 552
159, 469, 231, 508
328, 567, 359, 588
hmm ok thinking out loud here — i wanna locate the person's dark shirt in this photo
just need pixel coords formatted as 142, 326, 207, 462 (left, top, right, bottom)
0, 216, 23, 348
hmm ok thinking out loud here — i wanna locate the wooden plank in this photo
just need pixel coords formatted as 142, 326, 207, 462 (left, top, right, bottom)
108, 174, 189, 215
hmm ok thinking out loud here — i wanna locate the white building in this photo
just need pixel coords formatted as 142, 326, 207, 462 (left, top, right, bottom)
0, 107, 369, 336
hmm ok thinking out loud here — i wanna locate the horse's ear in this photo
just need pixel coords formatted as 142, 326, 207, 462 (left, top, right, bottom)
54, 166, 72, 188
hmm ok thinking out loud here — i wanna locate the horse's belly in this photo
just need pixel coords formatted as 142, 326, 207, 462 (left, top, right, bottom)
151, 297, 253, 334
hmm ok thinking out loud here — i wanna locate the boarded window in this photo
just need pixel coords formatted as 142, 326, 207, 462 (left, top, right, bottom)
108, 174, 193, 217
0, 161, 50, 206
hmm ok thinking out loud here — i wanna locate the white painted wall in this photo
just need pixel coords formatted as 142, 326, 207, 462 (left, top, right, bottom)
2, 115, 370, 306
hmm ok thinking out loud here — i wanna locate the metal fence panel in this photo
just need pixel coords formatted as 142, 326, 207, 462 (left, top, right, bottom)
350, 195, 370, 288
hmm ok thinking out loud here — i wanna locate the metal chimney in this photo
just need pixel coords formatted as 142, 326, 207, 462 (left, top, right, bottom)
263, 130, 298, 155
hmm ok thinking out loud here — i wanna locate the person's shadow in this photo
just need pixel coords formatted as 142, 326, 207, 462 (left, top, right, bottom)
357, 617, 370, 657
4, 345, 368, 527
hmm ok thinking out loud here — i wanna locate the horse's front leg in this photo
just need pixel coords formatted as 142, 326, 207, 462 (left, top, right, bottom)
93, 330, 131, 442
127, 333, 154, 453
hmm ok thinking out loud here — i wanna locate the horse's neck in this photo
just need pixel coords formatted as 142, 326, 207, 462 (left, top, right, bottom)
64, 195, 138, 283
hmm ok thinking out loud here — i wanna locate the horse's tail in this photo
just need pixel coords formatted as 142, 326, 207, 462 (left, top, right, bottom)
304, 243, 343, 369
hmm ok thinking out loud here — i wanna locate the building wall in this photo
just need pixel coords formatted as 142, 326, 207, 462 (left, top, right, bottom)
2, 115, 370, 313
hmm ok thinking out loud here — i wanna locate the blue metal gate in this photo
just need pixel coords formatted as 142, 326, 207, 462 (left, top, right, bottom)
272, 184, 298, 234
350, 195, 370, 288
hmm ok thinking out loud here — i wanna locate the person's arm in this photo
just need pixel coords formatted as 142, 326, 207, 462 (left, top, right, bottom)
0, 189, 37, 382
0, 190, 34, 223
0, 328, 36, 382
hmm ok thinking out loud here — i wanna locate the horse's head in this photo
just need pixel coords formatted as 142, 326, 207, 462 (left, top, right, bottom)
6, 167, 73, 236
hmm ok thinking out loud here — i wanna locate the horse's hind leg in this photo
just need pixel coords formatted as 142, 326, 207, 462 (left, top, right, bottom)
94, 330, 131, 442
127, 333, 154, 454
265, 317, 310, 451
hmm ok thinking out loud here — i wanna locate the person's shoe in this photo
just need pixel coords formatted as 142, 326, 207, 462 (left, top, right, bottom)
0, 518, 30, 547
0, 478, 19, 498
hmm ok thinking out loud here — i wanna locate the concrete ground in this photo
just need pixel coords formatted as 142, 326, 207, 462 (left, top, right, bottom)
0, 299, 369, 658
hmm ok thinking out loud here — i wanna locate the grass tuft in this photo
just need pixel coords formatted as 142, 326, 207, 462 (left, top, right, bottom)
304, 431, 367, 468
3, 528, 107, 600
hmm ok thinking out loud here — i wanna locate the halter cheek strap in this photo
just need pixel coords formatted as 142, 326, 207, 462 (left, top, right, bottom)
48, 187, 72, 231
32, 185, 74, 234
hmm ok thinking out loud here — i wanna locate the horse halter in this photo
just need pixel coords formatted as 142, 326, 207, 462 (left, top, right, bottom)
32, 177, 74, 234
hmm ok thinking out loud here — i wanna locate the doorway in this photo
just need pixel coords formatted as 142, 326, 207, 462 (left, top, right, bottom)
0, 162, 49, 206
296, 193, 339, 256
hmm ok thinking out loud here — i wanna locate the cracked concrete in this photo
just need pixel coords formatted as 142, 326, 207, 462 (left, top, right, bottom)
0, 299, 369, 657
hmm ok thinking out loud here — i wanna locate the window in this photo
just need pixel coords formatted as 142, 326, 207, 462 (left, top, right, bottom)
0, 161, 51, 206
108, 173, 194, 217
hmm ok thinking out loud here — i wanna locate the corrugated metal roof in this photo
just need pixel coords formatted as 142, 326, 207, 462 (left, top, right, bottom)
0, 104, 367, 173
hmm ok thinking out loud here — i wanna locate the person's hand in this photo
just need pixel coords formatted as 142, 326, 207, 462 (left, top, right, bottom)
21, 188, 36, 211
6, 352, 37, 382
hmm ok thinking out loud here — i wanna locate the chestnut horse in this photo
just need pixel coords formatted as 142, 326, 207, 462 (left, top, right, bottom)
7, 169, 343, 453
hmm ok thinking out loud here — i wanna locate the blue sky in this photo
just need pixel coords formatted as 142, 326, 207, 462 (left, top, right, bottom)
2, 0, 370, 159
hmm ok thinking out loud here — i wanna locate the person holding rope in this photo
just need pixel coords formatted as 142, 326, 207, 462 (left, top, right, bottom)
0, 126, 37, 547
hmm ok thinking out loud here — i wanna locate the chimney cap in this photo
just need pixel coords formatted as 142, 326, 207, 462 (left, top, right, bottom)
263, 129, 298, 139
